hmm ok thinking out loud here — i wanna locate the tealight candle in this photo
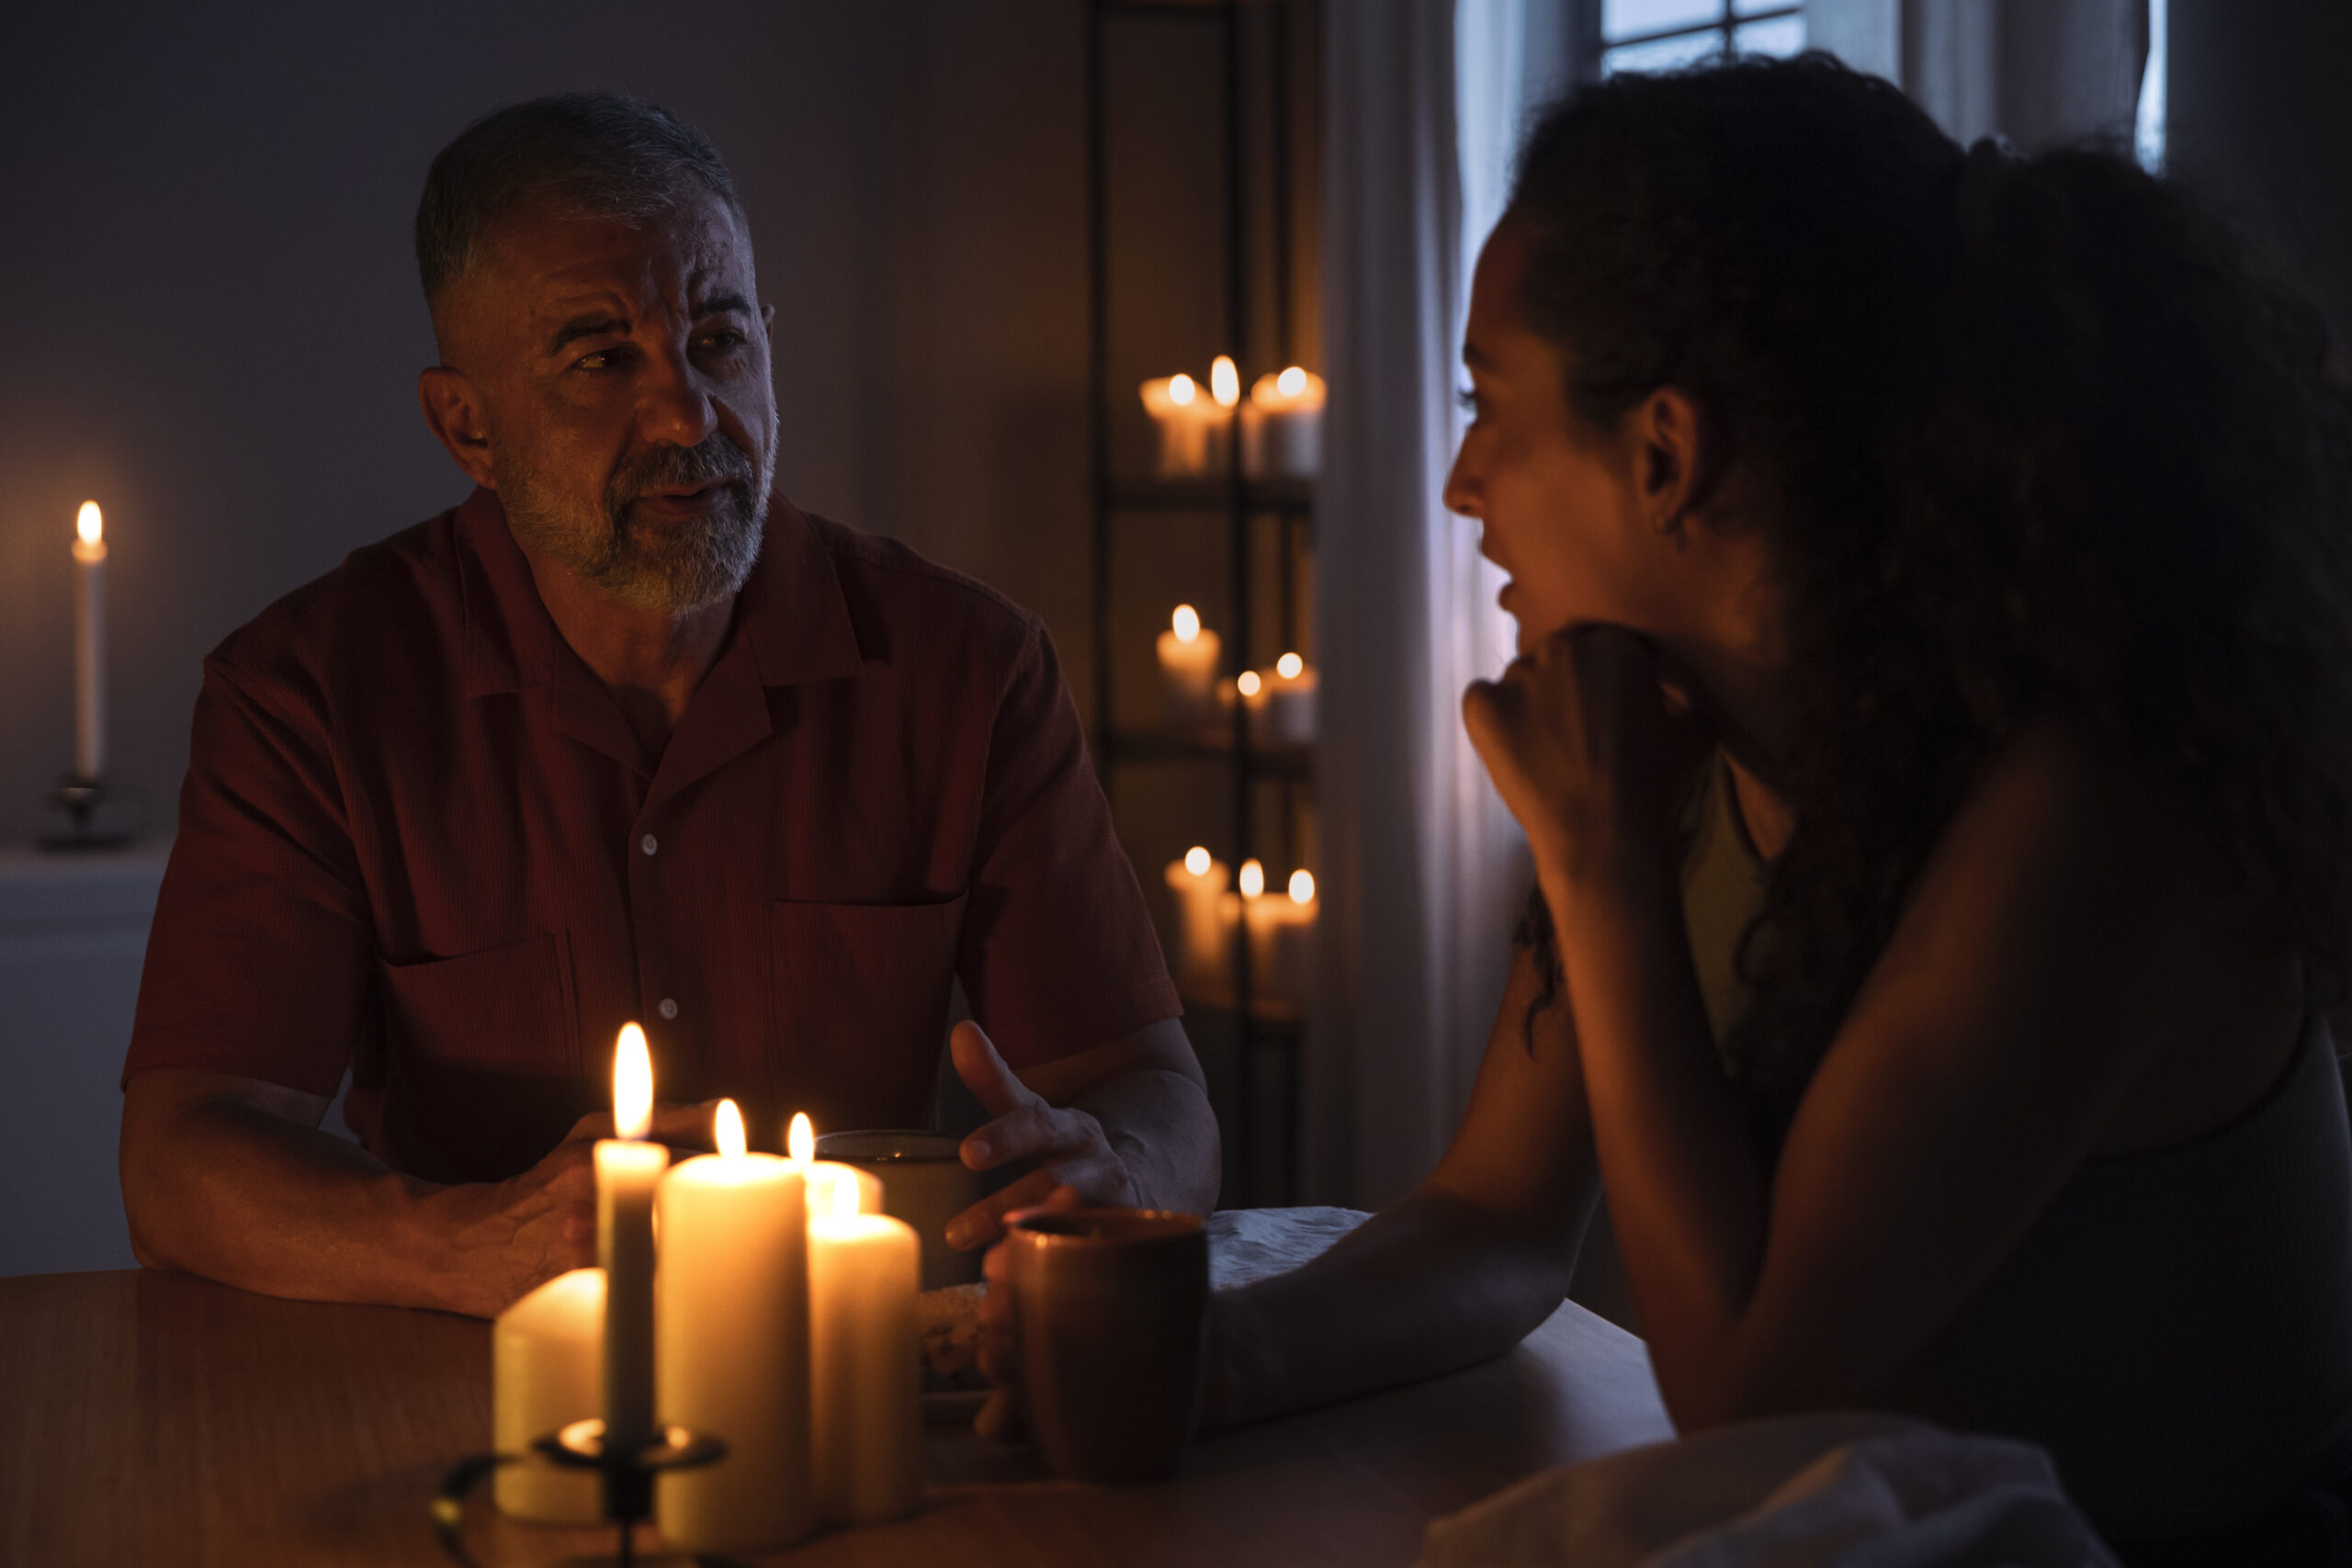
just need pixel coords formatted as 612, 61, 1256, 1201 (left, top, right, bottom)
653, 1100, 814, 1552
1157, 604, 1221, 728
808, 1179, 922, 1524
594, 1024, 666, 1458
492, 1268, 605, 1523
1242, 366, 1327, 478
1163, 846, 1230, 995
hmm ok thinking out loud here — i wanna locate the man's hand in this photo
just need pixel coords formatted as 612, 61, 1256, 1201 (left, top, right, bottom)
424, 1100, 719, 1318
944, 1022, 1140, 1252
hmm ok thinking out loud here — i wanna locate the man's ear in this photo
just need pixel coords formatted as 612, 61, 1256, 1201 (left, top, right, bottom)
418, 367, 497, 491
1633, 386, 1724, 538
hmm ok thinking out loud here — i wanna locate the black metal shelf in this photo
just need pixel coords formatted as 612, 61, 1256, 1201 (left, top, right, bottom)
1102, 475, 1315, 514
1100, 728, 1315, 779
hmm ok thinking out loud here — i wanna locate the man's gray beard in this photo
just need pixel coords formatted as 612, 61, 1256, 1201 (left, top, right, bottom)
500, 434, 773, 612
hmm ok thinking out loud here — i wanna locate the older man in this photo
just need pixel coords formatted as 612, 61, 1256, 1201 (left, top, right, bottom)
117, 94, 1216, 1317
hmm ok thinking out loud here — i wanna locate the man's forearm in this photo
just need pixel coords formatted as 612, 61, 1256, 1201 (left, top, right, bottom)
120, 1077, 470, 1313
1071, 1064, 1222, 1216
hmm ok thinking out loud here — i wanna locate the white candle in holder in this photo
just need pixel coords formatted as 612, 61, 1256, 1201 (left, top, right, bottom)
72, 501, 107, 781
1241, 367, 1327, 479
1259, 651, 1319, 745
1163, 846, 1230, 994
1157, 604, 1221, 728
594, 1023, 665, 1456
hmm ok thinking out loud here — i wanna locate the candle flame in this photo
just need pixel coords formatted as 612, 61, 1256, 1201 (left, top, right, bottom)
1277, 366, 1308, 398
1238, 858, 1265, 898
1290, 869, 1316, 905
1237, 670, 1261, 698
1169, 373, 1197, 408
76, 502, 102, 546
613, 1024, 652, 1140
1276, 651, 1304, 679
1211, 355, 1240, 408
1184, 845, 1211, 877
788, 1111, 814, 1168
831, 1177, 860, 1220
715, 1099, 746, 1159
1172, 604, 1201, 643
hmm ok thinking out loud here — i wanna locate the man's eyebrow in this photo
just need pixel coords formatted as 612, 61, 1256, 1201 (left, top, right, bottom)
547, 315, 629, 355
694, 292, 754, 318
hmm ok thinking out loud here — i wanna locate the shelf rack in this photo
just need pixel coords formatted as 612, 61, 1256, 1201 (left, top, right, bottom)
1085, 0, 1310, 1205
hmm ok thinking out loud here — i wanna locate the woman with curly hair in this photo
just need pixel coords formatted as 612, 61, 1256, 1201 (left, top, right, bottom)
1193, 54, 2352, 1560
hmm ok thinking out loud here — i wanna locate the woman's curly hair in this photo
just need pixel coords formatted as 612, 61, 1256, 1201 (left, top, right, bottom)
1503, 56, 2352, 1146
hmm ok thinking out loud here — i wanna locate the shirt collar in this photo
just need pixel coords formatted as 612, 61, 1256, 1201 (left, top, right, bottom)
458, 487, 864, 698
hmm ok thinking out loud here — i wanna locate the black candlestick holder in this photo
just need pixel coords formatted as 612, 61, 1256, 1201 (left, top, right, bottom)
433, 1419, 727, 1568
38, 775, 140, 851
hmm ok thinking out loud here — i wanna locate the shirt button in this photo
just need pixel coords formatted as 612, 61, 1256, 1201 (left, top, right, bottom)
639, 833, 659, 856
658, 998, 679, 1021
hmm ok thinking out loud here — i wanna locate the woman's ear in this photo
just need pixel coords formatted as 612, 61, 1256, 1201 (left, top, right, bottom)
1632, 387, 1724, 538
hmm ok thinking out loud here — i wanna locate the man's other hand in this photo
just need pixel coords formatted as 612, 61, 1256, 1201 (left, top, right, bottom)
944, 1021, 1139, 1252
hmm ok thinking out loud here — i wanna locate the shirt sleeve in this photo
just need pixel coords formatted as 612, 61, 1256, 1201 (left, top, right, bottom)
122, 652, 375, 1100
956, 619, 1181, 1068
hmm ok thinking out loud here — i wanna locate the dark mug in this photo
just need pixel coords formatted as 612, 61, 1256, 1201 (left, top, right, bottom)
1005, 1208, 1208, 1483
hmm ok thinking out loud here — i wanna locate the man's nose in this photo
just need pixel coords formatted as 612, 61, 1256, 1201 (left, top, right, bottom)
637, 341, 718, 450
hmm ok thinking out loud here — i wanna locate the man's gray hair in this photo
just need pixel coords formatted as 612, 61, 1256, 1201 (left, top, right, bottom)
414, 91, 743, 307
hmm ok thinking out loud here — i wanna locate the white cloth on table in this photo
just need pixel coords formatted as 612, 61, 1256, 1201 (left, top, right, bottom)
1419, 1410, 2116, 1568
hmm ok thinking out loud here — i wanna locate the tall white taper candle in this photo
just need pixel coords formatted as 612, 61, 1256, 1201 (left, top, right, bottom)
595, 1023, 665, 1457
73, 502, 106, 781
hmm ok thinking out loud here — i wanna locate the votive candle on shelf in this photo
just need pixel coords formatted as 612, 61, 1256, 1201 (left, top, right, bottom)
492, 1268, 605, 1523
808, 1175, 922, 1524
1140, 372, 1230, 478
1241, 366, 1327, 479
653, 1100, 814, 1552
1259, 651, 1319, 745
1163, 846, 1230, 995
1157, 604, 1221, 728
1242, 866, 1318, 1010
72, 501, 107, 781
594, 1023, 666, 1457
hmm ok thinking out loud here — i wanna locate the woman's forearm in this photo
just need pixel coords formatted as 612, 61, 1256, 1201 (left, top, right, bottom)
1205, 1183, 1591, 1432
1542, 849, 1772, 1424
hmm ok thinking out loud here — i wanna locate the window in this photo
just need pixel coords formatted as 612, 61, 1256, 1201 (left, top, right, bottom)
1601, 0, 1805, 77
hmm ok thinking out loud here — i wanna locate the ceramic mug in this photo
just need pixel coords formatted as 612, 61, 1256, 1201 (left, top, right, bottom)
1005, 1207, 1208, 1483
813, 1130, 985, 1290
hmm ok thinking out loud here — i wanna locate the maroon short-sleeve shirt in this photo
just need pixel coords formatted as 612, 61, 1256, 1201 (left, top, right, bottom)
123, 490, 1178, 1183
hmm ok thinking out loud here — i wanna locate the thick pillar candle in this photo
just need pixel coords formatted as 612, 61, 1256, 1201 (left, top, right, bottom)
492, 1268, 605, 1523
808, 1179, 922, 1524
595, 1023, 665, 1457
654, 1100, 814, 1552
1163, 848, 1229, 995
1157, 605, 1221, 728
72, 502, 106, 781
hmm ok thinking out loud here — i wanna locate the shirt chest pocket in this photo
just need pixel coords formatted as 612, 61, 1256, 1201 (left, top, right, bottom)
377, 931, 580, 1076
770, 895, 967, 1134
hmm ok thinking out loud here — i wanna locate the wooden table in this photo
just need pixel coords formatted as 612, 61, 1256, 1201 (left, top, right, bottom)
1, 1253, 1670, 1565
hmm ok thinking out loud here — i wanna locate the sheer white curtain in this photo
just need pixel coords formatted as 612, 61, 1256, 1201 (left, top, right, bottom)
1306, 0, 1564, 1209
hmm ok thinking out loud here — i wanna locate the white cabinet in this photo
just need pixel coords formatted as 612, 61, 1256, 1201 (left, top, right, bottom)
0, 846, 167, 1276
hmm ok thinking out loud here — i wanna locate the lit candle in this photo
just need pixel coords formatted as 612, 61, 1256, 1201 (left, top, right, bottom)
1139, 370, 1233, 477
1156, 604, 1221, 729
493, 1268, 605, 1523
1210, 354, 1241, 412
72, 502, 106, 782
1260, 651, 1319, 745
786, 1112, 882, 1218
653, 1100, 814, 1552
1241, 366, 1327, 479
1235, 864, 1317, 1010
594, 1023, 665, 1457
1162, 846, 1230, 996
808, 1177, 922, 1524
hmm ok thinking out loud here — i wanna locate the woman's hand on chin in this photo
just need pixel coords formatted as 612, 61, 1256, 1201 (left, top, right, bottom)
1463, 622, 1713, 886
